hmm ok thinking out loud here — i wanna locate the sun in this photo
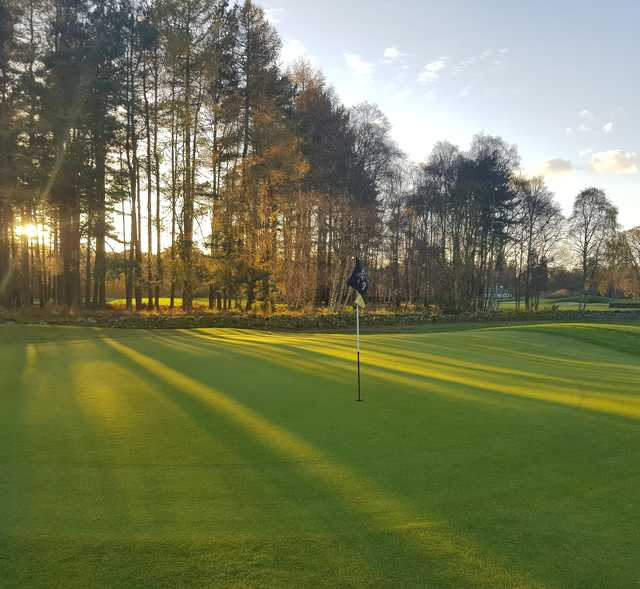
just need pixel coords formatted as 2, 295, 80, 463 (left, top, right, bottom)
16, 223, 42, 240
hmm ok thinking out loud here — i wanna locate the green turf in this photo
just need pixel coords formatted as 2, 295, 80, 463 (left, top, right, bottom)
498, 297, 640, 312
107, 297, 213, 308
1, 322, 639, 588
106, 297, 288, 312
497, 299, 613, 311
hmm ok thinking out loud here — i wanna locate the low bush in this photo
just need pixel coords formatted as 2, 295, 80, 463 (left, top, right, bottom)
2, 306, 640, 330
551, 295, 611, 304
547, 289, 572, 299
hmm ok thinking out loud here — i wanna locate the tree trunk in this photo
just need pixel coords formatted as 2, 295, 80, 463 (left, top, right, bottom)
93, 141, 107, 308
143, 51, 154, 309
181, 38, 193, 312
153, 46, 161, 310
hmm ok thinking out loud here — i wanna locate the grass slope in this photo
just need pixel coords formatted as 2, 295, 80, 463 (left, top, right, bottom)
1, 322, 639, 588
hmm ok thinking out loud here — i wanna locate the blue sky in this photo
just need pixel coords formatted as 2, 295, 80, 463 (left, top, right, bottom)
266, 0, 639, 228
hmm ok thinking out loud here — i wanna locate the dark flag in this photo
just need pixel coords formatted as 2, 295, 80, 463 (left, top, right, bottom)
347, 258, 367, 402
347, 257, 367, 307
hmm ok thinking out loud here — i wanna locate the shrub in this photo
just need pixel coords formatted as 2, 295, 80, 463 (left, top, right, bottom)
547, 289, 572, 299
552, 295, 610, 304
3, 306, 640, 331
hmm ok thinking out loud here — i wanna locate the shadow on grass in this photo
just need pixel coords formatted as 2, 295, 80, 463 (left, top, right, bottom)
97, 335, 549, 589
180, 328, 640, 424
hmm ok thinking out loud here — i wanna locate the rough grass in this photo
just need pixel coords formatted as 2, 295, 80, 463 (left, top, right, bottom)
1, 322, 639, 588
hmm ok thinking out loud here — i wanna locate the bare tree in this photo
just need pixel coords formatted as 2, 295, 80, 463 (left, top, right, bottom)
514, 176, 563, 309
568, 187, 618, 309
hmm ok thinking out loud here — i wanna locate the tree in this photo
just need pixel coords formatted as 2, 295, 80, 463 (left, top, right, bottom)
407, 135, 520, 312
1, 0, 633, 317
512, 176, 563, 310
44, 0, 95, 309
621, 227, 640, 296
86, 0, 126, 308
0, 0, 19, 306
289, 62, 352, 307
163, 0, 218, 311
202, 0, 237, 310
234, 0, 288, 311
568, 188, 618, 309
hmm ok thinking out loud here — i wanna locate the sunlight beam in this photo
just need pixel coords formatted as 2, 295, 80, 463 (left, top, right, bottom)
103, 336, 550, 589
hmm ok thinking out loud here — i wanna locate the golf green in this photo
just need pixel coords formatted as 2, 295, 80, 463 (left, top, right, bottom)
1, 322, 639, 588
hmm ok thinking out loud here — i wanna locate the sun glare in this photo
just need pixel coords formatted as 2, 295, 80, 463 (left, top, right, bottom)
16, 223, 45, 240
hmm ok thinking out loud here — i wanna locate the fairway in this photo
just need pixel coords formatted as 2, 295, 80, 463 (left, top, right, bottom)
1, 323, 639, 588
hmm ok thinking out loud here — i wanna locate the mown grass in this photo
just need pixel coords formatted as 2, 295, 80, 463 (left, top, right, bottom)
108, 297, 217, 308
497, 299, 610, 312
498, 296, 640, 312
106, 297, 289, 312
1, 322, 639, 588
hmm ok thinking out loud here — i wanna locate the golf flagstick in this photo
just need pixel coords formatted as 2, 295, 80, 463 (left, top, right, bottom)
347, 257, 367, 403
356, 303, 361, 402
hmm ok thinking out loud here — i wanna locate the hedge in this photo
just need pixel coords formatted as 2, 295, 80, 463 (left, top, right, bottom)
609, 302, 640, 309
2, 307, 640, 331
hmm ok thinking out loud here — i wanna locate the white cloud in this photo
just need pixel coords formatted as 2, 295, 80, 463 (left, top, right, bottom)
384, 46, 401, 60
540, 158, 574, 175
454, 48, 507, 73
579, 148, 593, 158
458, 85, 471, 98
425, 90, 436, 102
602, 122, 614, 133
417, 59, 446, 83
280, 39, 317, 67
344, 52, 374, 80
578, 123, 591, 132
565, 127, 574, 135
382, 46, 406, 63
590, 150, 640, 175
579, 109, 593, 119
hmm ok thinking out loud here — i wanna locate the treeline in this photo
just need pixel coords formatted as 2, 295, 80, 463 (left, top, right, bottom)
0, 0, 638, 313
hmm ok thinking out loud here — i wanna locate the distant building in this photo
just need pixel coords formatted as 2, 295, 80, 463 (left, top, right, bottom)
485, 284, 512, 311
493, 285, 512, 299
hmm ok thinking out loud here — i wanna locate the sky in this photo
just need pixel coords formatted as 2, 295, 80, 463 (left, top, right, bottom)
265, 0, 639, 229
